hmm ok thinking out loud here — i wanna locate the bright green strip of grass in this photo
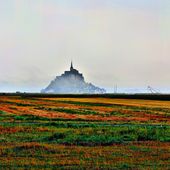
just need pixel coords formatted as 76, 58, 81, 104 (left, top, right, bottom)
0, 111, 50, 121
0, 121, 169, 145
42, 125, 170, 146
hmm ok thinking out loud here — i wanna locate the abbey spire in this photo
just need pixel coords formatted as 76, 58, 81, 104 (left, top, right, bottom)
70, 61, 73, 70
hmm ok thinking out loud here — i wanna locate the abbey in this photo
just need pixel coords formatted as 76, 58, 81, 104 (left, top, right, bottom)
61, 62, 84, 82
41, 62, 106, 94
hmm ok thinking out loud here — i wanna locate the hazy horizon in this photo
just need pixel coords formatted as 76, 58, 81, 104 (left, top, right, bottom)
0, 0, 170, 93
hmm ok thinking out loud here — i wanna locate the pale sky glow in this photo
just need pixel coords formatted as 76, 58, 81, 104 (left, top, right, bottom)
0, 0, 170, 92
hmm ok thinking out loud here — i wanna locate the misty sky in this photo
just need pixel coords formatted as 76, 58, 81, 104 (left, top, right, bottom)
0, 0, 170, 92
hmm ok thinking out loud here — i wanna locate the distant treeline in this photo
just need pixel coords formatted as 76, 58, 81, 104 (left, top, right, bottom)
1, 93, 170, 101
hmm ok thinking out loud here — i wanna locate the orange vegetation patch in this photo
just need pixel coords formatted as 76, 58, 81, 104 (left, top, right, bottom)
49, 97, 170, 109
0, 126, 21, 134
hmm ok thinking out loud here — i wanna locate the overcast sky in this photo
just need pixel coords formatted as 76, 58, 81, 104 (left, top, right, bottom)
0, 0, 170, 92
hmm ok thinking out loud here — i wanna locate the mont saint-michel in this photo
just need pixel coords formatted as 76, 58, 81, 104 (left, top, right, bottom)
41, 62, 106, 94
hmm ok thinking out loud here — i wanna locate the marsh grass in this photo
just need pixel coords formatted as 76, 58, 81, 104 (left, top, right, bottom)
57, 100, 170, 116
35, 106, 101, 116
44, 125, 170, 146
0, 96, 170, 169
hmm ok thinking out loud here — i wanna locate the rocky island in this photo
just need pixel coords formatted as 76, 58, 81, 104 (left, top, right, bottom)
41, 62, 106, 94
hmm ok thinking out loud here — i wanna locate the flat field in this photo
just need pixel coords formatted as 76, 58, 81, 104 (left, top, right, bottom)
0, 95, 169, 169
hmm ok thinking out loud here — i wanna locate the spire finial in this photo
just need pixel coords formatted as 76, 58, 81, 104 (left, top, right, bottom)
70, 61, 73, 70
